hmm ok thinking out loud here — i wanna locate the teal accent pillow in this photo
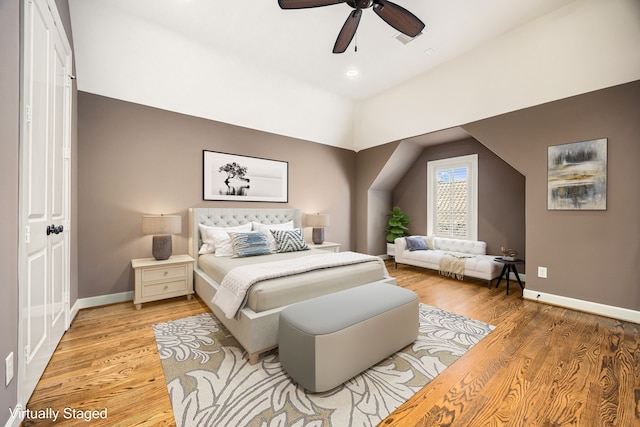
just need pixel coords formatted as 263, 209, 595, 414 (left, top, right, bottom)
271, 229, 309, 253
227, 232, 272, 257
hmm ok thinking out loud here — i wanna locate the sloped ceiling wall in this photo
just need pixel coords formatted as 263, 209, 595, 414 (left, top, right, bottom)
69, 0, 640, 151
68, 0, 356, 150
355, 0, 640, 150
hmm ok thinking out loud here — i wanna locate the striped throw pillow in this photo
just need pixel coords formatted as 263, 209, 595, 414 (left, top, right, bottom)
227, 232, 272, 258
271, 229, 309, 253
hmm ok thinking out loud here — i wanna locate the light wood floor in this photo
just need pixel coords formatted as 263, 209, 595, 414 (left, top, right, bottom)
24, 261, 639, 426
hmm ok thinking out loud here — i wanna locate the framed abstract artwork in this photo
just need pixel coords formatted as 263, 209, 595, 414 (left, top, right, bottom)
547, 138, 607, 210
203, 151, 288, 202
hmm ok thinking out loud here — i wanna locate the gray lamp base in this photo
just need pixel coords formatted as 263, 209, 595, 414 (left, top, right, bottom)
312, 228, 325, 245
152, 235, 172, 260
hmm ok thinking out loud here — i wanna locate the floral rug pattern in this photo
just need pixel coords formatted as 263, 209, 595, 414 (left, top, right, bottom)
153, 304, 494, 427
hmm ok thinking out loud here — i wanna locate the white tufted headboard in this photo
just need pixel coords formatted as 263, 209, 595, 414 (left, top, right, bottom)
188, 208, 302, 259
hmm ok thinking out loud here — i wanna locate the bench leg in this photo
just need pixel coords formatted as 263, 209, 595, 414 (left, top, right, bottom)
248, 352, 260, 365
247, 344, 278, 365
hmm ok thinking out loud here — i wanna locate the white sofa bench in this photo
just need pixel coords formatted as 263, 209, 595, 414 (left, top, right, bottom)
394, 236, 503, 286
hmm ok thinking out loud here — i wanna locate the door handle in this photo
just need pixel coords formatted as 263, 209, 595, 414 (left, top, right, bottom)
46, 224, 64, 235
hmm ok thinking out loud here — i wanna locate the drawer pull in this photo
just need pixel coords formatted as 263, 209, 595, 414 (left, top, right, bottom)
164, 271, 168, 276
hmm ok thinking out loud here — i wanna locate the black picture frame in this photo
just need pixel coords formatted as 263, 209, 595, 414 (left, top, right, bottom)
203, 150, 288, 202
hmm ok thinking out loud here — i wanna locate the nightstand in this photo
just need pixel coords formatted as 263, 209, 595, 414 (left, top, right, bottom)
132, 254, 194, 309
309, 241, 341, 253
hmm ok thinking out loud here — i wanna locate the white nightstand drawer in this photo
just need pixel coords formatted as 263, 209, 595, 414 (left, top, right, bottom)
142, 265, 188, 282
142, 279, 188, 298
132, 255, 195, 310
308, 241, 341, 253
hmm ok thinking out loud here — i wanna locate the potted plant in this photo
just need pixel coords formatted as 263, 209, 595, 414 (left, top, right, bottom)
385, 206, 409, 256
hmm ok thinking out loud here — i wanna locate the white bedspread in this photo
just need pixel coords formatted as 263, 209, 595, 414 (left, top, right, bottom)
212, 251, 385, 319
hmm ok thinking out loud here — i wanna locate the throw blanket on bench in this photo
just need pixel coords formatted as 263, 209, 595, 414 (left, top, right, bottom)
212, 251, 385, 319
439, 252, 474, 281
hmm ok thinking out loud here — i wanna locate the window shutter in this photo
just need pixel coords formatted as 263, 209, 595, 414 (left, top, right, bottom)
427, 155, 478, 240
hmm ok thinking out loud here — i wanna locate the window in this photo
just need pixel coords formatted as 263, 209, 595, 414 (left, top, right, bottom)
427, 154, 478, 240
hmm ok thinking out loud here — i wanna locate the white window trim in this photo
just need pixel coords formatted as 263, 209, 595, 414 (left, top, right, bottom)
427, 154, 478, 240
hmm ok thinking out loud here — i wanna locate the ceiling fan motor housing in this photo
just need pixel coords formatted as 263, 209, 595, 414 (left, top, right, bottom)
348, 0, 374, 9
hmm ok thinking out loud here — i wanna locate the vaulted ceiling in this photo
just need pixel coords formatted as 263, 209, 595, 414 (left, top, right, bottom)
68, 0, 640, 150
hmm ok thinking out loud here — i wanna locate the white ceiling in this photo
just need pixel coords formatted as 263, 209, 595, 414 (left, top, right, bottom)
71, 0, 575, 101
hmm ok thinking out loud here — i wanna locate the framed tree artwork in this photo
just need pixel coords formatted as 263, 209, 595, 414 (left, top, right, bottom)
203, 150, 288, 202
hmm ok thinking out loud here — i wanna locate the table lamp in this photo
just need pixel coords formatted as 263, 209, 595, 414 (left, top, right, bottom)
306, 213, 329, 245
141, 214, 181, 260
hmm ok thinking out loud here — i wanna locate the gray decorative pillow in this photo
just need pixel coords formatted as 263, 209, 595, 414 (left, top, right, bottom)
271, 229, 309, 253
227, 232, 272, 257
405, 236, 428, 251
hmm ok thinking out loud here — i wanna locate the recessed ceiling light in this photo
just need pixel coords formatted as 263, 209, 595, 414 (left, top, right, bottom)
425, 48, 435, 56
346, 69, 359, 78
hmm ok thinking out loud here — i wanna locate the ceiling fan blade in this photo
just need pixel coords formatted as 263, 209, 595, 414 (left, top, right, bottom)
278, 0, 346, 9
333, 9, 362, 54
373, 0, 425, 37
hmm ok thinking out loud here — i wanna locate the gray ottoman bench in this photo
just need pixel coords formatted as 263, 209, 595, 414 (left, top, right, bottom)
279, 282, 419, 393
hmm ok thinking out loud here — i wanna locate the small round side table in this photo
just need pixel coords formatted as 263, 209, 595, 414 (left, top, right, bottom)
494, 257, 525, 295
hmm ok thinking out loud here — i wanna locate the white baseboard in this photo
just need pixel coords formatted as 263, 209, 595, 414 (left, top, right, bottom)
523, 289, 640, 324
71, 291, 134, 319
5, 404, 23, 427
70, 299, 81, 324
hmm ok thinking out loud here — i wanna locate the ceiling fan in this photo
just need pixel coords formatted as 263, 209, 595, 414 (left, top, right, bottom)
278, 0, 425, 54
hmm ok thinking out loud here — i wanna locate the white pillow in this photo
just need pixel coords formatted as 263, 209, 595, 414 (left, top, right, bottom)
198, 223, 252, 255
251, 221, 294, 252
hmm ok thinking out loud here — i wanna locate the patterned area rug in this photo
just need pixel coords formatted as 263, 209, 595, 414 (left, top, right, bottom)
153, 304, 495, 427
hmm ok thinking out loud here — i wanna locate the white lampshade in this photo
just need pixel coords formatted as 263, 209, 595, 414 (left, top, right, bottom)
141, 215, 181, 235
306, 213, 330, 228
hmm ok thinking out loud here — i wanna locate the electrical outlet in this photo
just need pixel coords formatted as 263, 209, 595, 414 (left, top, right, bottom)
538, 266, 548, 279
5, 352, 14, 386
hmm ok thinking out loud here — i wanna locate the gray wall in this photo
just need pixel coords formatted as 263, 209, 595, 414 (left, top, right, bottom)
77, 92, 356, 298
393, 138, 526, 263
1, 0, 20, 420
354, 141, 400, 254
465, 81, 640, 311
354, 81, 639, 311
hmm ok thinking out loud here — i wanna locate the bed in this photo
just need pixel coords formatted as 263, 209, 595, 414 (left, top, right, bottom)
188, 207, 396, 363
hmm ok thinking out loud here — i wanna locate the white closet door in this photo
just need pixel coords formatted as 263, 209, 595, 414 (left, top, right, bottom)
19, 0, 72, 405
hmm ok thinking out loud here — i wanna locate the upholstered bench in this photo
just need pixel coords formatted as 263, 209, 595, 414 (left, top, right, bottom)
278, 282, 419, 393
